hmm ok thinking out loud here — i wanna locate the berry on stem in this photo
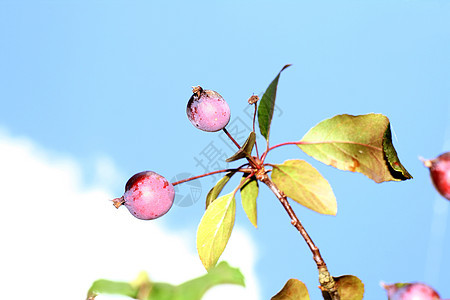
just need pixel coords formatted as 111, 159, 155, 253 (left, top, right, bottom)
186, 86, 231, 132
112, 171, 175, 220
421, 152, 450, 200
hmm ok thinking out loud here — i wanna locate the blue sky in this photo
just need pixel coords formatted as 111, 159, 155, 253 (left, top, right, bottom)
1, 1, 449, 299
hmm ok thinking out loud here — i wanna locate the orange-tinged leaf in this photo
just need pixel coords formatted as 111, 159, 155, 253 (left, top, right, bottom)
271, 278, 310, 300
334, 275, 364, 300
299, 113, 412, 183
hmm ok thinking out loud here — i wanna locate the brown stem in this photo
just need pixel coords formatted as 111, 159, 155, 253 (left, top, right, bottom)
252, 104, 260, 158
258, 172, 339, 300
171, 166, 252, 186
222, 127, 241, 149
233, 171, 255, 194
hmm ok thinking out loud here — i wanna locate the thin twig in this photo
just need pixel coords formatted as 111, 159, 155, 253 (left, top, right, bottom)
252, 104, 260, 158
171, 165, 251, 186
223, 127, 241, 149
258, 172, 340, 300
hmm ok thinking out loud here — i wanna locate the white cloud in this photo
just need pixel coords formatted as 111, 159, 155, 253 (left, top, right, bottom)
0, 128, 259, 300
92, 155, 123, 192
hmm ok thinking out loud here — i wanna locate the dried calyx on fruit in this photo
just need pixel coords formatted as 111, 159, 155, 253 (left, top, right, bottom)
112, 171, 175, 220
186, 86, 231, 132
421, 152, 450, 200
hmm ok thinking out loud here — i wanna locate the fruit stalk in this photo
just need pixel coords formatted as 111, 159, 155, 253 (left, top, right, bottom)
223, 127, 241, 149
248, 96, 260, 158
171, 166, 253, 186
259, 173, 339, 300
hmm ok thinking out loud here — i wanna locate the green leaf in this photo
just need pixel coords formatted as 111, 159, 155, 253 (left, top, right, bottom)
147, 262, 245, 300
146, 283, 176, 300
271, 159, 337, 215
226, 131, 256, 162
240, 174, 259, 228
87, 279, 138, 299
87, 262, 245, 300
258, 64, 291, 141
176, 261, 245, 299
299, 113, 412, 183
206, 171, 237, 208
271, 278, 310, 300
131, 271, 152, 300
197, 192, 236, 271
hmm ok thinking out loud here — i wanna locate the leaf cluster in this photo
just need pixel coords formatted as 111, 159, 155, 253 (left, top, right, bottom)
89, 65, 413, 300
196, 65, 412, 272
194, 65, 412, 299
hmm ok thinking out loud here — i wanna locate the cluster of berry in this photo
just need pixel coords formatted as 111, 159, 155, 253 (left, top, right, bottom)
112, 87, 230, 220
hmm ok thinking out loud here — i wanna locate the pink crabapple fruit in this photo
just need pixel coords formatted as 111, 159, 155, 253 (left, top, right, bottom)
421, 152, 450, 200
112, 171, 175, 220
186, 86, 231, 132
382, 282, 441, 300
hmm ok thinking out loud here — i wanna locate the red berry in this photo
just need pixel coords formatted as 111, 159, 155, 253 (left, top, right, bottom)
112, 171, 175, 220
186, 86, 231, 132
422, 152, 450, 200
382, 282, 440, 300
